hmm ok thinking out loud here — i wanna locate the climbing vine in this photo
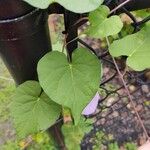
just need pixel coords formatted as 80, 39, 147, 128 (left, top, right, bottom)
10, 0, 150, 149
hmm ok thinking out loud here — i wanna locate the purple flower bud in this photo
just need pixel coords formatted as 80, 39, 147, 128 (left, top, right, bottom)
82, 92, 100, 116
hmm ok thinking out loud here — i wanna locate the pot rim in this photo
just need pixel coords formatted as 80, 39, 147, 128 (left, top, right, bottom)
0, 8, 40, 23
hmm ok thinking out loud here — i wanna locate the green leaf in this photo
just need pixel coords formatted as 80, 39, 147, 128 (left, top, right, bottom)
62, 118, 92, 150
125, 142, 137, 150
109, 24, 150, 71
108, 142, 119, 150
23, 0, 104, 13
10, 81, 61, 138
23, 0, 52, 9
86, 5, 123, 38
57, 0, 104, 13
37, 48, 101, 124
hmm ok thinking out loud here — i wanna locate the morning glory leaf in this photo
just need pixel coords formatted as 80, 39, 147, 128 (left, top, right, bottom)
10, 81, 61, 138
23, 0, 104, 13
86, 5, 123, 38
23, 0, 53, 9
57, 0, 104, 13
37, 48, 101, 124
109, 24, 150, 71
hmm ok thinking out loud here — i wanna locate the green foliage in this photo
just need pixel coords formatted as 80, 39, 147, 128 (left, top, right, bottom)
134, 9, 150, 18
125, 142, 137, 150
120, 24, 134, 38
29, 132, 57, 150
5, 1, 150, 148
23, 0, 104, 13
23, 0, 52, 9
0, 84, 15, 121
62, 118, 92, 150
37, 48, 101, 124
109, 24, 150, 71
1, 140, 19, 150
85, 5, 123, 38
108, 142, 120, 150
92, 131, 137, 150
92, 131, 106, 150
10, 81, 61, 138
1, 132, 57, 150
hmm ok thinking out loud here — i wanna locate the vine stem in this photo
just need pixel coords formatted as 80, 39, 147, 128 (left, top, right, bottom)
109, 0, 132, 14
64, 36, 79, 49
106, 37, 150, 141
54, 126, 67, 150
72, 17, 88, 27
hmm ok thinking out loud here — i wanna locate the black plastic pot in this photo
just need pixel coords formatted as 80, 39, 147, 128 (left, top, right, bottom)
0, 1, 51, 84
0, 0, 34, 19
107, 0, 150, 12
0, 1, 64, 147
119, 0, 150, 11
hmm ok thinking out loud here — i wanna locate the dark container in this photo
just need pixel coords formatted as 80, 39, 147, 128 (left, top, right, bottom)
107, 0, 150, 12
119, 0, 150, 11
0, 0, 34, 19
0, 0, 51, 84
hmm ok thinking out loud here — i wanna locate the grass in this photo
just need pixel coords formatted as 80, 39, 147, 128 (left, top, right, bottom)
0, 59, 15, 148
0, 60, 15, 122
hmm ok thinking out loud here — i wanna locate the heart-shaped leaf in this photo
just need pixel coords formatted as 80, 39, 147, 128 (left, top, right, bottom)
85, 5, 123, 38
57, 0, 104, 13
109, 24, 150, 71
37, 48, 101, 124
23, 0, 104, 13
23, 0, 52, 9
10, 81, 61, 138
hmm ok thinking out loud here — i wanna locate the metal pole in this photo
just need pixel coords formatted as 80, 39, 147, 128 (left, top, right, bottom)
0, 0, 51, 84
64, 10, 80, 57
